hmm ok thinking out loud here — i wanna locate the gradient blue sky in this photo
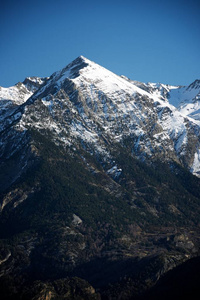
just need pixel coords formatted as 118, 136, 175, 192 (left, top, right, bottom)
1, 0, 200, 87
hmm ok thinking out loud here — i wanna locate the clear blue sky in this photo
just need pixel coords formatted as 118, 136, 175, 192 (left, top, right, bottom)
1, 0, 200, 87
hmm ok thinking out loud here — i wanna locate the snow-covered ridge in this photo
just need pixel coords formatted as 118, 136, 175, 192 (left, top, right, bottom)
0, 77, 47, 105
130, 78, 200, 120
0, 84, 32, 105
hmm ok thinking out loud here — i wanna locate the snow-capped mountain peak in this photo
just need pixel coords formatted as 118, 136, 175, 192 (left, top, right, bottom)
33, 55, 170, 107
1, 56, 200, 177
1, 56, 200, 300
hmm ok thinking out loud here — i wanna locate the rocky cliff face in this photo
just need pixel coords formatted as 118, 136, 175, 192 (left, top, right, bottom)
0, 56, 200, 299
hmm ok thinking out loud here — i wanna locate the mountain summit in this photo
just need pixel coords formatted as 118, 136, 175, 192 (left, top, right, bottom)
11, 55, 200, 177
0, 56, 200, 299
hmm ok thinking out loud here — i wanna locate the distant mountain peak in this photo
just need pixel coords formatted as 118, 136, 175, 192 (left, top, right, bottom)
187, 79, 200, 90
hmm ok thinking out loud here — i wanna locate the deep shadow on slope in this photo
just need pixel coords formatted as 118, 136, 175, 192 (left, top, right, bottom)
140, 256, 200, 300
1, 130, 200, 299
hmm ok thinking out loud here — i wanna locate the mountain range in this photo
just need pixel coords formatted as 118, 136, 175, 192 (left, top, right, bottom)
0, 56, 200, 299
